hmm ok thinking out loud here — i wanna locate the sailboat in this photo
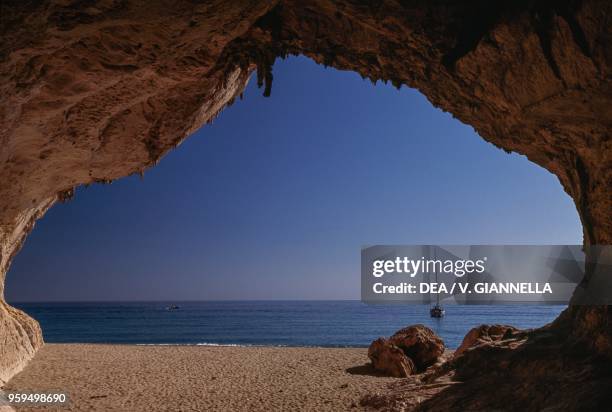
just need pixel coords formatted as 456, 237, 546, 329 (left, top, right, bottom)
430, 247, 445, 318
430, 295, 445, 318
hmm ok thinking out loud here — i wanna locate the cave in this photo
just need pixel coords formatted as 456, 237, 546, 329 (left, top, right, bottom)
0, 0, 611, 409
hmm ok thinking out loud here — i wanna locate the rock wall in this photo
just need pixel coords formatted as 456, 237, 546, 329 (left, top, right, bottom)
0, 199, 51, 384
1, 0, 610, 388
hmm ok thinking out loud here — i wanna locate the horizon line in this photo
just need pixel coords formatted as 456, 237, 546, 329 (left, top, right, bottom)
9, 298, 363, 304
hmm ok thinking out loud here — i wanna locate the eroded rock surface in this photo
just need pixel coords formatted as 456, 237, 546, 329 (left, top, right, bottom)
389, 325, 445, 371
368, 325, 444, 376
1, 0, 611, 408
417, 324, 612, 411
362, 323, 612, 411
454, 324, 521, 358
368, 338, 416, 378
0, 200, 52, 384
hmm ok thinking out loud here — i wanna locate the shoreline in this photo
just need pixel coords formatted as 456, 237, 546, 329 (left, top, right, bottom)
3, 344, 401, 411
132, 343, 372, 348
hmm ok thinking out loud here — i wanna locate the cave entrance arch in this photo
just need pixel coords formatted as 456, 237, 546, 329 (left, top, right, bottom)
1, 0, 610, 407
5, 55, 583, 304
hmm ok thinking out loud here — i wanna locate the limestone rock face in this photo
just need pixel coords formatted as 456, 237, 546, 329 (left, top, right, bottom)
368, 338, 416, 378
454, 324, 521, 358
0, 200, 52, 384
0, 301, 43, 385
368, 325, 444, 376
0, 0, 610, 404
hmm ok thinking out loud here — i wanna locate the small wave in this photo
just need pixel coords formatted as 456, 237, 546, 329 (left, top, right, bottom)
196, 343, 257, 347
135, 342, 282, 347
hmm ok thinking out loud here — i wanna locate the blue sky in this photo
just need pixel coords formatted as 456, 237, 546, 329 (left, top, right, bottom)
6, 56, 582, 302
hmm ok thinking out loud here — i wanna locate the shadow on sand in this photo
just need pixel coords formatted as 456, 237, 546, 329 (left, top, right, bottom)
345, 363, 389, 377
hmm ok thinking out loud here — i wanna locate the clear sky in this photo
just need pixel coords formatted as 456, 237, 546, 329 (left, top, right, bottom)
5, 56, 582, 302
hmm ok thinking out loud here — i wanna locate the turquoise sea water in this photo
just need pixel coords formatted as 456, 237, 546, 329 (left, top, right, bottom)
13, 301, 564, 349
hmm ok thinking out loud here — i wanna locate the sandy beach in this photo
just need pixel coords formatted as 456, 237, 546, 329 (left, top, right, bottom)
3, 344, 399, 411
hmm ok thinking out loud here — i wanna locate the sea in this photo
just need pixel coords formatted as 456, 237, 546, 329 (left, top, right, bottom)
12, 301, 564, 349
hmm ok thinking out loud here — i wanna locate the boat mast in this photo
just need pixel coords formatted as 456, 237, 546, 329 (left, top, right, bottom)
434, 246, 440, 306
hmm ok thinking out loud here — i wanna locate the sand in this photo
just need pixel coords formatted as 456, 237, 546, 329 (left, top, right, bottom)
2, 344, 399, 411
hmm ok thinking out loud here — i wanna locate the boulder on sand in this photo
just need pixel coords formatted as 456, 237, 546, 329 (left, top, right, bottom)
388, 325, 445, 371
367, 338, 416, 377
368, 325, 445, 376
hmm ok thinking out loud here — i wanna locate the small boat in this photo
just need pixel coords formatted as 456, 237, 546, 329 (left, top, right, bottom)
166, 305, 180, 311
430, 304, 445, 318
430, 246, 445, 318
